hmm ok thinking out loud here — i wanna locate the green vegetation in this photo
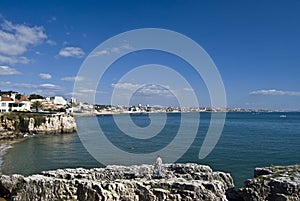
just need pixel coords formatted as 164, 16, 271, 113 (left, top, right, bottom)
20, 117, 30, 130
33, 115, 46, 127
31, 101, 43, 112
3, 112, 20, 120
256, 175, 270, 183
16, 181, 26, 191
29, 94, 44, 100
270, 165, 299, 176
255, 166, 300, 183
0, 112, 49, 131
15, 93, 22, 100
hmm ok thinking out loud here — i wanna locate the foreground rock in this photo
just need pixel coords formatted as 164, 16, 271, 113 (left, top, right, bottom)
0, 113, 76, 139
239, 164, 300, 201
0, 163, 234, 201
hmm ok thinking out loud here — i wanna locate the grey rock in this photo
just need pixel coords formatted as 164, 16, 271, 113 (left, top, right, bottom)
0, 113, 76, 139
238, 165, 300, 201
254, 168, 274, 177
28, 114, 77, 134
0, 163, 234, 201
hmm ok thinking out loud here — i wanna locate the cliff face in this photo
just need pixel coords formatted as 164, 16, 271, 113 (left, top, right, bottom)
238, 165, 300, 201
0, 113, 76, 138
0, 163, 234, 201
27, 114, 77, 134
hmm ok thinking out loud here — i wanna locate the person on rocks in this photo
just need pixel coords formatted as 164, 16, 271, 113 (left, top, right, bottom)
154, 155, 162, 176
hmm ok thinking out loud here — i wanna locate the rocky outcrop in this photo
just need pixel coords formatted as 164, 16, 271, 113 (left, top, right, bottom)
238, 165, 300, 201
0, 163, 298, 201
0, 163, 234, 201
27, 114, 76, 134
0, 113, 76, 139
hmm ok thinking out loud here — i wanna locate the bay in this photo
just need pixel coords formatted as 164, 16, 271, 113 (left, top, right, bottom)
1, 112, 299, 188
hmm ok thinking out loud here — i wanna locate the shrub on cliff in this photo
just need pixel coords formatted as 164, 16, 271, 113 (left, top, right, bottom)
0, 113, 47, 132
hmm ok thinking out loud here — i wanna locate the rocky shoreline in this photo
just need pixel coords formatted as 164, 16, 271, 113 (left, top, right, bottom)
0, 163, 233, 201
0, 163, 298, 201
0, 113, 77, 139
238, 165, 300, 201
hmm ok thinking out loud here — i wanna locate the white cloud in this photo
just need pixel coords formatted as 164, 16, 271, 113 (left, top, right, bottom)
0, 80, 64, 97
39, 83, 62, 90
250, 89, 300, 96
90, 44, 133, 57
77, 89, 96, 94
0, 82, 29, 89
0, 19, 47, 64
0, 81, 11, 86
46, 40, 56, 46
0, 65, 21, 75
39, 73, 52, 79
48, 16, 57, 23
34, 84, 64, 97
112, 82, 143, 91
59, 47, 85, 58
61, 76, 85, 82
91, 50, 109, 56
12, 83, 36, 89
112, 83, 172, 97
0, 82, 64, 93
0, 52, 30, 65
67, 88, 98, 101
182, 87, 194, 92
135, 84, 172, 97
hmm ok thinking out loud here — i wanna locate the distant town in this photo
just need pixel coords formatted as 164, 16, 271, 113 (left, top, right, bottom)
0, 90, 289, 116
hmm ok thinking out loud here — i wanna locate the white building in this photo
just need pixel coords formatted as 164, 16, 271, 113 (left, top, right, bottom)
0, 96, 31, 112
51, 96, 67, 105
8, 102, 31, 112
70, 97, 77, 105
0, 98, 13, 112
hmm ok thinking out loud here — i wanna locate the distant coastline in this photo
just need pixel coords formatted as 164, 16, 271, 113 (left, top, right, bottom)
72, 109, 296, 117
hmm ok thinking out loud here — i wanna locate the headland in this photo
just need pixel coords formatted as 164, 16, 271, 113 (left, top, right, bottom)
0, 112, 77, 139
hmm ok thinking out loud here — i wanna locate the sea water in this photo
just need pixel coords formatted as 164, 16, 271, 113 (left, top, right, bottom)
1, 112, 299, 187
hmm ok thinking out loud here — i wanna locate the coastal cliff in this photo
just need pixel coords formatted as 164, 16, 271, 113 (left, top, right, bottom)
0, 163, 234, 201
0, 113, 76, 139
238, 165, 300, 201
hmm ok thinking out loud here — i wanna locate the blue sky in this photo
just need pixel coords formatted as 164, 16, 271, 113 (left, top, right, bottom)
0, 1, 299, 110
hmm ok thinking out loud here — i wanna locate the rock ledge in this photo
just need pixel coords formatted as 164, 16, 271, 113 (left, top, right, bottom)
0, 163, 234, 201
239, 164, 300, 201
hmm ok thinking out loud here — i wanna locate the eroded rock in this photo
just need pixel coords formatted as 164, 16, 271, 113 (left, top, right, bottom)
239, 165, 300, 201
0, 113, 76, 139
0, 163, 234, 201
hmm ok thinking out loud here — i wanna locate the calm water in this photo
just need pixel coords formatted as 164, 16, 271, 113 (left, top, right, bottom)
1, 112, 299, 187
